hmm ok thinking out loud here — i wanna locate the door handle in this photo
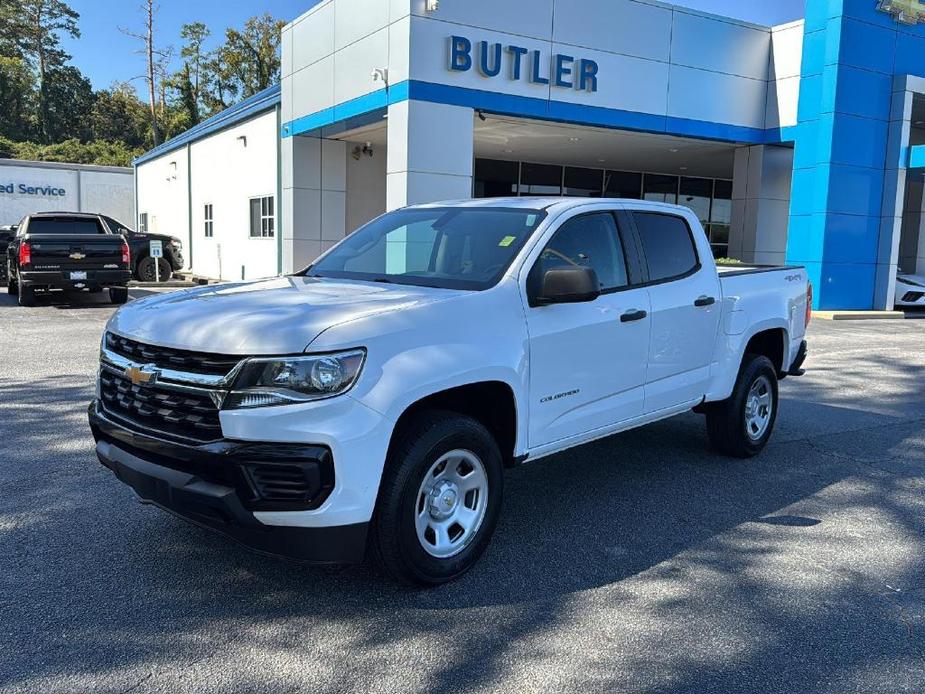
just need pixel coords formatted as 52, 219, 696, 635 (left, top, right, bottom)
620, 309, 648, 323
694, 295, 716, 307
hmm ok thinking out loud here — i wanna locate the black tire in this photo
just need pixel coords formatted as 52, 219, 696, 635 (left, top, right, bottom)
136, 256, 172, 282
705, 354, 779, 458
7, 276, 17, 296
109, 286, 129, 304
371, 410, 504, 585
18, 283, 35, 307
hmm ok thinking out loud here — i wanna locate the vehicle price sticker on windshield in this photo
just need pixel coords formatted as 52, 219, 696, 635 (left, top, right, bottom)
149, 240, 163, 258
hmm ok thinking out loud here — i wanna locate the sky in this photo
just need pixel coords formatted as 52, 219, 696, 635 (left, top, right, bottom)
64, 0, 806, 92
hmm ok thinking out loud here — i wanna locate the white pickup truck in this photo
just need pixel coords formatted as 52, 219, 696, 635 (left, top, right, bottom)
89, 198, 810, 584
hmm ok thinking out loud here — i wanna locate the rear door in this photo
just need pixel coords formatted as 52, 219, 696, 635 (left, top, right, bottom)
525, 210, 651, 449
628, 210, 722, 413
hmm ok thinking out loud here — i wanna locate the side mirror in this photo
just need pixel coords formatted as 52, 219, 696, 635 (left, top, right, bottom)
534, 266, 601, 305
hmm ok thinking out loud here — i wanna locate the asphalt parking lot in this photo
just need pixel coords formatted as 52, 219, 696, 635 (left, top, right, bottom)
1, 289, 924, 694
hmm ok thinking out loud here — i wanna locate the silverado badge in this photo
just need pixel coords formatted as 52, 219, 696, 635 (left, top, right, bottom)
69, 251, 86, 260
124, 364, 158, 386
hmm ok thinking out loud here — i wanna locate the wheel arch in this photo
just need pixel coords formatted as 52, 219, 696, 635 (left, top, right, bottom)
388, 381, 520, 468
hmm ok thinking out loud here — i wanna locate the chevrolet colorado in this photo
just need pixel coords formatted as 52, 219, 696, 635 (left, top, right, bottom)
89, 198, 810, 584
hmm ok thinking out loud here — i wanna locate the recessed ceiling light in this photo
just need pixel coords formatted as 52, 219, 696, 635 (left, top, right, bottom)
569, 137, 581, 142
679, 166, 688, 171
503, 149, 513, 153
597, 158, 606, 163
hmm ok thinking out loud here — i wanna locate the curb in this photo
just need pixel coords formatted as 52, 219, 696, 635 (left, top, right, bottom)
813, 311, 906, 321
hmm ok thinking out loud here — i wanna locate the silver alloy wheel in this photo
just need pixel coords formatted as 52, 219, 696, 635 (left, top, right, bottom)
744, 375, 773, 441
414, 449, 489, 559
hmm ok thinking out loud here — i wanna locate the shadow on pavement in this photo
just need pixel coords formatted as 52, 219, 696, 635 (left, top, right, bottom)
1, 354, 924, 691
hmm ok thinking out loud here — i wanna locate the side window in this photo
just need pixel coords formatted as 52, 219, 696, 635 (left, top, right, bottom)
533, 213, 628, 291
632, 212, 698, 282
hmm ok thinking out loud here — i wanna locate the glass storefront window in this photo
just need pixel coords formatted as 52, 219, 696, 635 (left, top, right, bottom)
604, 170, 642, 199
711, 180, 732, 225
679, 177, 713, 227
563, 167, 604, 197
518, 162, 563, 196
473, 159, 519, 198
643, 174, 678, 204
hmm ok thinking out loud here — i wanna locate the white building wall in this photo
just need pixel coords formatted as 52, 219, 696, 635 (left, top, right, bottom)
188, 109, 279, 281
136, 109, 279, 279
136, 147, 189, 265
0, 160, 132, 226
346, 143, 387, 233
767, 20, 804, 129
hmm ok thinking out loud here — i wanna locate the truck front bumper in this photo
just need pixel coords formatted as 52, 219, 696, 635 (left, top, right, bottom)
89, 401, 370, 563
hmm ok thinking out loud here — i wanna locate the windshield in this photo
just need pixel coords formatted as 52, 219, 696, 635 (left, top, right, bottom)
304, 207, 547, 290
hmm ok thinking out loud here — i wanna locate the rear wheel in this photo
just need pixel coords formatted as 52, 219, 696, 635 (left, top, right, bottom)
18, 283, 36, 307
371, 411, 503, 585
705, 354, 779, 458
109, 286, 129, 304
136, 256, 172, 282
7, 274, 17, 296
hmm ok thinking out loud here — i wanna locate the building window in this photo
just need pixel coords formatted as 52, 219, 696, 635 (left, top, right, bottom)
709, 180, 732, 258
474, 159, 519, 197
643, 174, 679, 204
518, 162, 562, 196
250, 196, 275, 238
563, 167, 604, 197
679, 177, 713, 228
204, 204, 213, 237
604, 171, 643, 199
138, 212, 148, 232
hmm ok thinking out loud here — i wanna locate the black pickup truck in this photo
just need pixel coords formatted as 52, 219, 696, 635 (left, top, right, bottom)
99, 215, 183, 282
6, 212, 132, 307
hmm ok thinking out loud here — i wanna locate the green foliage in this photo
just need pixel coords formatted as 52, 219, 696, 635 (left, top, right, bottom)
0, 1, 285, 167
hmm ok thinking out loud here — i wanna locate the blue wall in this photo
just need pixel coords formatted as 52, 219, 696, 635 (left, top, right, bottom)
788, 0, 925, 309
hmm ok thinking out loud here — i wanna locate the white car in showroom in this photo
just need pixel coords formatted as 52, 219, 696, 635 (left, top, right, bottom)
895, 272, 925, 308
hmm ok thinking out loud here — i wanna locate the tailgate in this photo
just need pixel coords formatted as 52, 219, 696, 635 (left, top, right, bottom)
28, 234, 124, 271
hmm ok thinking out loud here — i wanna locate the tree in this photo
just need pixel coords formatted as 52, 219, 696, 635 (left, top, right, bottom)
179, 21, 209, 123
15, 0, 80, 144
90, 82, 150, 148
42, 63, 93, 141
121, 0, 169, 146
216, 14, 285, 99
0, 56, 36, 141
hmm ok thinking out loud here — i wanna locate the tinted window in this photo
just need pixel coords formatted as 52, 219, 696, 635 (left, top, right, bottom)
474, 158, 519, 198
27, 218, 105, 235
533, 213, 628, 291
518, 163, 562, 196
604, 171, 642, 199
102, 215, 132, 233
563, 167, 603, 197
633, 212, 698, 282
643, 174, 678, 204
307, 207, 546, 291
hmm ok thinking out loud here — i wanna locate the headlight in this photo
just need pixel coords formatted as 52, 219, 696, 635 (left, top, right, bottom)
223, 349, 365, 409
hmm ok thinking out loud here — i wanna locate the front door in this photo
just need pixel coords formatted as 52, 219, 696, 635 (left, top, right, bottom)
525, 212, 651, 449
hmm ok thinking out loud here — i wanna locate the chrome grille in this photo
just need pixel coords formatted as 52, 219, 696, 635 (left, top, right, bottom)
105, 332, 241, 377
99, 369, 223, 442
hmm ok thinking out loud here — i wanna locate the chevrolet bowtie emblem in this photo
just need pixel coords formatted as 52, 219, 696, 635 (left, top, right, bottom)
69, 252, 86, 260
124, 364, 158, 386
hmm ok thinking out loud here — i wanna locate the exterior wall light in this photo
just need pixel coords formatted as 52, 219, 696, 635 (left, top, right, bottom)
425, 0, 439, 12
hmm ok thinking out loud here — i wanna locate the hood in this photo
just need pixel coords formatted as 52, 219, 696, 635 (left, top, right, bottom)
107, 276, 462, 355
897, 273, 925, 288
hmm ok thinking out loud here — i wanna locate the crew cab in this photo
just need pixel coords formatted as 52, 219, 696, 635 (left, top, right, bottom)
7, 212, 132, 306
88, 198, 810, 584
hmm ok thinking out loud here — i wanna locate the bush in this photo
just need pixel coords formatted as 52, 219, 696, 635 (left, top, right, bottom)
0, 137, 143, 167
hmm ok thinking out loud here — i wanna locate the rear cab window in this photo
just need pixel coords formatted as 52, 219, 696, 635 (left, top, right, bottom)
27, 218, 106, 235
631, 212, 699, 282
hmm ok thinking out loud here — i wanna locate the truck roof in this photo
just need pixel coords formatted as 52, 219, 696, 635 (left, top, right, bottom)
405, 197, 694, 213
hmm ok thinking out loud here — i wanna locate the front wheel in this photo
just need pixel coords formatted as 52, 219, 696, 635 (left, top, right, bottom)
371, 411, 504, 585
705, 354, 779, 458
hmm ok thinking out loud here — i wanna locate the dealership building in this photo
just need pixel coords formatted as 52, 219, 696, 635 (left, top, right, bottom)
0, 159, 133, 227
134, 0, 925, 309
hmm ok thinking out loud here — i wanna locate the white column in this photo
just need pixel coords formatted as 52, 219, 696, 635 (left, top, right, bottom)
729, 145, 793, 264
386, 100, 474, 210
281, 135, 346, 273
